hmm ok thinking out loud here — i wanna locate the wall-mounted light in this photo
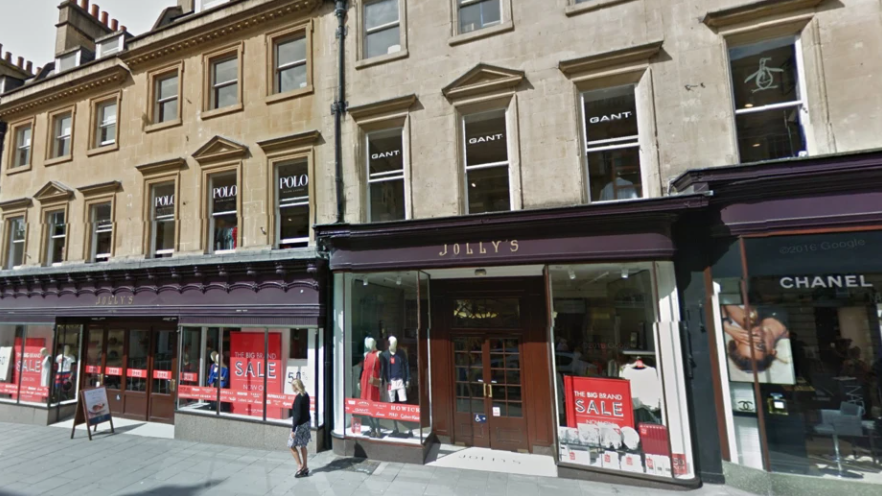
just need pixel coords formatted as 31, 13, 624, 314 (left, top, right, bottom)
621, 268, 629, 279
475, 268, 487, 276
395, 276, 402, 286
362, 278, 369, 286
567, 268, 576, 280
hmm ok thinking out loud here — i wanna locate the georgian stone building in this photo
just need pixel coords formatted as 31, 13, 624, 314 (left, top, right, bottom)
0, 0, 334, 451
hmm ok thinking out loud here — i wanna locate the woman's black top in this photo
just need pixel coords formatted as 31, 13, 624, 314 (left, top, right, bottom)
291, 393, 310, 430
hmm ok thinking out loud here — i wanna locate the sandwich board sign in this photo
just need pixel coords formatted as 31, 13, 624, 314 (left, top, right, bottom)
71, 387, 115, 440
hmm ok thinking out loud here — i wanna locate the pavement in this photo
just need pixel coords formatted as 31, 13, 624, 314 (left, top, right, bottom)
0, 422, 756, 496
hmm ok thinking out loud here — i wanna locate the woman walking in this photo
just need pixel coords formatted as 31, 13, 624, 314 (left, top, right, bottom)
288, 378, 311, 478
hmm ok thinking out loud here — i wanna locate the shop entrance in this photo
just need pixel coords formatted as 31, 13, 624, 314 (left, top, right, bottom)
452, 333, 527, 452
82, 321, 177, 424
431, 276, 553, 455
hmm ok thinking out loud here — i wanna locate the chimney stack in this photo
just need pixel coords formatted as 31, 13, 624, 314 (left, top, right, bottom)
100, 11, 109, 26
56, 1, 113, 57
4, 53, 10, 63
121, 25, 127, 33
111, 19, 119, 31
79, 0, 89, 9
16, 57, 23, 68
37, 67, 43, 74
91, 4, 99, 17
26, 61, 33, 73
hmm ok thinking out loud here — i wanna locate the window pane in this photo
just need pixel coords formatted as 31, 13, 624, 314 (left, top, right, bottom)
153, 184, 175, 219
159, 100, 178, 123
278, 162, 309, 203
7, 218, 25, 269
156, 220, 175, 254
366, 26, 401, 58
370, 179, 405, 222
14, 126, 31, 167
51, 324, 81, 404
584, 86, 638, 143
278, 66, 308, 93
152, 183, 175, 256
214, 83, 238, 109
213, 214, 237, 251
368, 130, 403, 175
467, 166, 510, 214
211, 173, 237, 251
280, 206, 310, 247
459, 0, 500, 33
736, 108, 805, 163
158, 75, 178, 100
54, 114, 72, 157
277, 37, 306, 67
47, 211, 65, 265
588, 147, 643, 202
49, 212, 65, 237
365, 0, 399, 30
465, 111, 508, 167
213, 57, 238, 85
100, 101, 117, 123
730, 38, 799, 110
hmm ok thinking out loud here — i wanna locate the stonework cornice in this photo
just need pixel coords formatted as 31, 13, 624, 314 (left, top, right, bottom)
34, 181, 75, 203
0, 63, 129, 119
702, 0, 826, 29
123, 0, 321, 68
193, 136, 249, 164
136, 157, 188, 176
348, 95, 418, 120
559, 40, 664, 76
77, 181, 122, 197
256, 130, 321, 155
442, 64, 525, 100
0, 198, 33, 211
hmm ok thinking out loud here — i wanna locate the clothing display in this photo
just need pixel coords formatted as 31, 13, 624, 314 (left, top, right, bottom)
387, 378, 407, 402
620, 362, 662, 410
599, 177, 639, 201
208, 363, 229, 388
290, 392, 310, 430
40, 354, 51, 388
381, 349, 410, 384
360, 350, 382, 402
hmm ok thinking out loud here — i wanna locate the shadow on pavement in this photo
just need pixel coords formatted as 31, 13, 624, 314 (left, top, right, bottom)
310, 457, 381, 475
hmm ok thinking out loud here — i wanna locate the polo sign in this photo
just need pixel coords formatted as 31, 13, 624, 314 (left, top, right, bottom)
213, 185, 238, 199
279, 174, 308, 190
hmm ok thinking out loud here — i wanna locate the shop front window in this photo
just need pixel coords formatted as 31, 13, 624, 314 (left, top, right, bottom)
550, 263, 694, 479
0, 324, 55, 406
50, 324, 82, 404
714, 232, 882, 481
209, 172, 238, 254
177, 326, 320, 427
338, 272, 429, 445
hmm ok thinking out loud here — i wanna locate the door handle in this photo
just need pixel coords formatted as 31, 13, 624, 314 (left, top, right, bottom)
488, 384, 493, 399
170, 379, 177, 392
483, 383, 487, 398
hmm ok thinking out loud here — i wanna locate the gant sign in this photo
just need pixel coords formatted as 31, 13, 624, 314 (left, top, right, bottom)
589, 111, 633, 124
779, 275, 874, 290
469, 133, 504, 145
371, 150, 400, 160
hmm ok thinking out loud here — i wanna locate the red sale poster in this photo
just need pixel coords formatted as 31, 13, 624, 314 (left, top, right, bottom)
230, 333, 282, 419
564, 376, 634, 430
12, 338, 48, 403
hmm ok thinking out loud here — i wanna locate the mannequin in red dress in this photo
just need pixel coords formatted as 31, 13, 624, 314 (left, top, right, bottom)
359, 337, 383, 437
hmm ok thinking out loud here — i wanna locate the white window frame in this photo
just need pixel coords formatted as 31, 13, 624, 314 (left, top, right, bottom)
366, 128, 407, 222
274, 36, 307, 94
364, 0, 401, 59
45, 211, 66, 267
462, 109, 511, 215
210, 56, 238, 110
97, 36, 124, 58
14, 125, 32, 168
728, 35, 810, 162
150, 183, 176, 258
580, 85, 642, 203
95, 100, 118, 148
155, 73, 179, 124
6, 217, 25, 270
457, 0, 502, 34
276, 163, 310, 248
55, 51, 81, 73
209, 173, 238, 255
52, 113, 73, 158
90, 203, 113, 263
197, 0, 229, 12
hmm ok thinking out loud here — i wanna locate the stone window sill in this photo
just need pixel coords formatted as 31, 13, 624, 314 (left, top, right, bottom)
87, 143, 119, 157
145, 119, 182, 134
449, 21, 514, 47
266, 85, 314, 105
566, 0, 640, 17
356, 50, 409, 70
6, 164, 32, 175
45, 155, 73, 167
201, 103, 244, 121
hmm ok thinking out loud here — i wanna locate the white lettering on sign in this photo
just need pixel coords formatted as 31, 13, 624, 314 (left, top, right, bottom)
213, 185, 238, 199
468, 134, 504, 145
779, 275, 874, 290
279, 175, 308, 190
154, 195, 174, 208
589, 111, 633, 124
371, 150, 400, 160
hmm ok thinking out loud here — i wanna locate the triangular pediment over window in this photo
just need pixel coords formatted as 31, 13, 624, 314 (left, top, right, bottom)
442, 63, 525, 100
192, 135, 249, 164
34, 181, 74, 203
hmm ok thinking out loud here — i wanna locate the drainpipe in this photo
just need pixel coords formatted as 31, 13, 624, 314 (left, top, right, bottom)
0, 120, 6, 195
332, 0, 348, 224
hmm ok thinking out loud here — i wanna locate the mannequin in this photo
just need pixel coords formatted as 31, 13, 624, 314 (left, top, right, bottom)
620, 356, 662, 423
207, 351, 229, 412
40, 348, 52, 389
381, 336, 411, 436
55, 345, 76, 398
359, 337, 384, 438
